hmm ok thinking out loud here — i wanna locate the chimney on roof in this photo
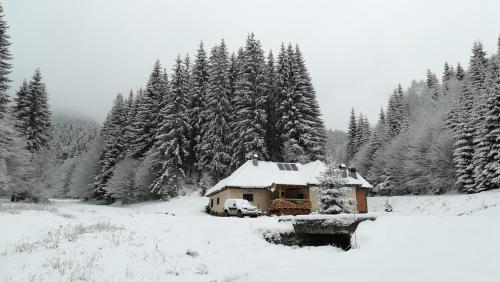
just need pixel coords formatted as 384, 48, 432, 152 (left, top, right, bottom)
339, 164, 348, 178
349, 167, 358, 179
252, 154, 258, 166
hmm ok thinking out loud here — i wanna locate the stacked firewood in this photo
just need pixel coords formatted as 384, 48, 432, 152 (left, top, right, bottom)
269, 199, 311, 215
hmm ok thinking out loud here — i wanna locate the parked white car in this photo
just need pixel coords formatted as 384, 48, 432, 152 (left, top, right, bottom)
223, 199, 261, 217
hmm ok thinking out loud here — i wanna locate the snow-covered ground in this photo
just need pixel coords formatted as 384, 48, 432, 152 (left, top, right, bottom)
1, 190, 499, 282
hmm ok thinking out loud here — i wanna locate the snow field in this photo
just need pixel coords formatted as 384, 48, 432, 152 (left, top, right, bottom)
1, 190, 499, 282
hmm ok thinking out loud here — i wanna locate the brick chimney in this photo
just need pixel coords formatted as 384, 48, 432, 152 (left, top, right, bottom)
349, 167, 358, 179
339, 164, 348, 178
252, 154, 258, 166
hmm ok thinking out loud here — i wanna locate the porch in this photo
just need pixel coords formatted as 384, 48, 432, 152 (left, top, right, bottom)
268, 184, 312, 215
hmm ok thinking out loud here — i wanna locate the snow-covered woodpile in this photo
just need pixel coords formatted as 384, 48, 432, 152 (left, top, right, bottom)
268, 199, 312, 215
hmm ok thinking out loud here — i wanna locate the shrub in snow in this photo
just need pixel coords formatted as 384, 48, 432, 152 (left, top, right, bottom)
317, 163, 352, 214
67, 137, 103, 200
103, 158, 137, 203
384, 199, 393, 212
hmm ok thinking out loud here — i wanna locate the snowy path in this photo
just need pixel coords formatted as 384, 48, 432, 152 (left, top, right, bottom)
1, 190, 499, 282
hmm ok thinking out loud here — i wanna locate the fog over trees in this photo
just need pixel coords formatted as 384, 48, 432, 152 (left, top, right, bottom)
344, 38, 500, 195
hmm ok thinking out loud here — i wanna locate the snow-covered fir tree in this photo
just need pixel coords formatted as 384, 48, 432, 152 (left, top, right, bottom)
189, 42, 209, 179
347, 107, 357, 160
456, 63, 465, 81
278, 44, 303, 162
469, 43, 492, 193
264, 50, 279, 161
150, 56, 190, 197
22, 69, 51, 153
468, 41, 488, 92
13, 79, 28, 126
317, 162, 351, 214
442, 62, 455, 93
473, 60, 500, 191
198, 41, 232, 181
231, 34, 268, 166
0, 108, 32, 196
426, 69, 440, 100
453, 82, 476, 193
0, 3, 11, 118
386, 85, 404, 138
378, 107, 386, 126
274, 43, 326, 163
121, 89, 136, 158
94, 94, 127, 198
128, 60, 166, 158
293, 45, 327, 161
354, 114, 370, 151
364, 115, 386, 183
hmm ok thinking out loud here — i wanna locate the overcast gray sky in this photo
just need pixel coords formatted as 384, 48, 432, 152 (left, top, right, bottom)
4, 0, 500, 130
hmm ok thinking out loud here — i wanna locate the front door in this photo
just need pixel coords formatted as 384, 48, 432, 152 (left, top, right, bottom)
356, 188, 368, 213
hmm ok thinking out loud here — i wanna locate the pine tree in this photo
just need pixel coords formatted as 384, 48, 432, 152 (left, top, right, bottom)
150, 56, 191, 196
426, 69, 439, 88
445, 94, 461, 132
378, 107, 386, 126
442, 62, 455, 93
426, 69, 440, 100
469, 43, 492, 192
317, 162, 351, 214
386, 85, 404, 138
128, 60, 166, 158
442, 62, 455, 82
275, 42, 325, 163
94, 94, 127, 197
13, 79, 29, 127
198, 41, 232, 180
189, 42, 209, 178
181, 54, 193, 174
456, 63, 465, 81
294, 45, 327, 161
274, 44, 290, 161
264, 50, 279, 161
354, 114, 370, 151
0, 108, 31, 196
473, 61, 500, 191
365, 113, 387, 180
0, 3, 12, 118
481, 61, 500, 189
453, 82, 475, 193
24, 69, 51, 153
469, 41, 488, 92
121, 90, 136, 157
347, 107, 357, 159
231, 34, 268, 166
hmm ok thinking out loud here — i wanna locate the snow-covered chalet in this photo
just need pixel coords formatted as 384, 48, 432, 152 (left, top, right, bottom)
205, 159, 373, 215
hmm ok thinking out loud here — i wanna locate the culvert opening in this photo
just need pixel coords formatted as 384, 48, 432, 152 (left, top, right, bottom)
264, 232, 353, 250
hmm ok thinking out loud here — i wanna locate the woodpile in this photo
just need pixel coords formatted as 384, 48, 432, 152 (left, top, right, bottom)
269, 199, 311, 215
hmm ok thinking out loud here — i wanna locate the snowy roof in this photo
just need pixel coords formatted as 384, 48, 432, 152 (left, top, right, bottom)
205, 160, 373, 196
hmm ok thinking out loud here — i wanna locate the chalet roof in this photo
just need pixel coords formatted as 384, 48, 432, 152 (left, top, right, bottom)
205, 160, 372, 196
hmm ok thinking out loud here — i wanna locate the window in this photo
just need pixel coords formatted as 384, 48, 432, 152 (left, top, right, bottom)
216, 197, 220, 205
243, 193, 254, 202
290, 164, 298, 171
283, 163, 292, 170
210, 199, 214, 207
277, 163, 285, 170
